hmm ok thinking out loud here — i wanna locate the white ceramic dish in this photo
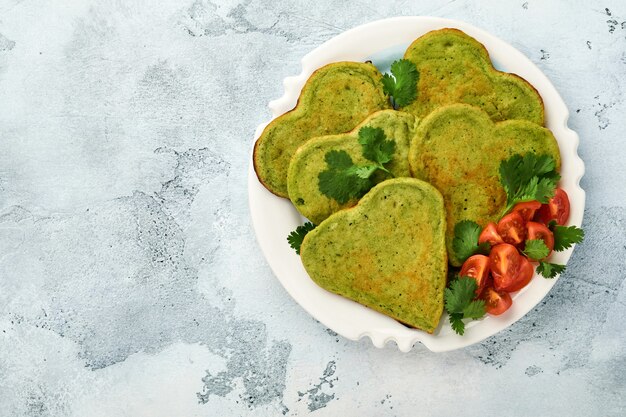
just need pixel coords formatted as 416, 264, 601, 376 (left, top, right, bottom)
248, 16, 585, 352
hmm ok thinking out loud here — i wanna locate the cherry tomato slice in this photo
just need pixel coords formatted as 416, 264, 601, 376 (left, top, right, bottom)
490, 243, 522, 289
490, 244, 534, 293
479, 223, 504, 246
512, 201, 541, 223
460, 255, 490, 296
527, 221, 554, 255
508, 256, 534, 292
482, 286, 513, 315
535, 189, 571, 226
497, 212, 527, 246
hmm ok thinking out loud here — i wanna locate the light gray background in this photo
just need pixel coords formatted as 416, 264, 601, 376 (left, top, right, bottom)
0, 0, 624, 416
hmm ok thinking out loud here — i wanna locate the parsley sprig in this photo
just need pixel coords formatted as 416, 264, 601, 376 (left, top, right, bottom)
287, 222, 316, 255
552, 224, 585, 251
357, 126, 396, 175
499, 154, 560, 216
318, 151, 373, 204
536, 262, 566, 278
522, 239, 550, 260
496, 153, 585, 279
445, 277, 486, 336
531, 222, 584, 278
381, 59, 419, 109
318, 127, 396, 204
444, 153, 585, 335
452, 220, 490, 263
518, 223, 584, 278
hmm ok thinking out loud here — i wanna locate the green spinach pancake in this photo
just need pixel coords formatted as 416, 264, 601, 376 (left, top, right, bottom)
409, 104, 560, 266
402, 28, 544, 125
300, 178, 447, 333
253, 62, 390, 197
288, 110, 417, 225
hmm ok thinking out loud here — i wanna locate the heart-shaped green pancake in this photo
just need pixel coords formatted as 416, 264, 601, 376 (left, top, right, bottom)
402, 28, 544, 125
300, 178, 447, 333
287, 110, 418, 225
409, 104, 561, 266
254, 62, 391, 197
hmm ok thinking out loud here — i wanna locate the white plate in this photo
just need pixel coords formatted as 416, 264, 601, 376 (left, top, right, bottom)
248, 17, 585, 352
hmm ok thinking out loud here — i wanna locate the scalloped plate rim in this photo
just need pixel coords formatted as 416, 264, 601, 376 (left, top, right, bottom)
248, 16, 585, 352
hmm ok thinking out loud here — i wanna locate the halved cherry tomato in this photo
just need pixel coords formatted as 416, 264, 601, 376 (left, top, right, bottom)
482, 286, 513, 315
497, 212, 527, 246
508, 256, 534, 292
460, 255, 490, 296
489, 244, 534, 293
512, 201, 541, 223
535, 188, 571, 225
527, 221, 554, 255
478, 223, 504, 246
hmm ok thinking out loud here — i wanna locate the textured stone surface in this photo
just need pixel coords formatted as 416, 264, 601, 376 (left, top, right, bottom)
0, 0, 624, 415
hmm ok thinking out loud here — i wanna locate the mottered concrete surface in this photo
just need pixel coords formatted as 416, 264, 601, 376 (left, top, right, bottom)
0, 1, 624, 415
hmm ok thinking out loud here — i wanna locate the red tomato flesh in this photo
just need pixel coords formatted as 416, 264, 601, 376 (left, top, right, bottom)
527, 221, 554, 255
510, 257, 535, 292
479, 223, 504, 246
460, 255, 491, 296
497, 212, 527, 246
482, 287, 513, 315
512, 201, 541, 223
535, 188, 571, 225
489, 244, 534, 293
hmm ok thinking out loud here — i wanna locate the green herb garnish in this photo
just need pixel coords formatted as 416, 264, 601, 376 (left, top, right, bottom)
531, 224, 583, 278
357, 126, 396, 172
445, 277, 486, 336
381, 59, 419, 108
318, 151, 373, 204
552, 224, 585, 251
522, 239, 550, 261
318, 127, 395, 203
499, 154, 560, 216
527, 222, 584, 278
536, 261, 566, 278
287, 222, 316, 255
452, 220, 490, 263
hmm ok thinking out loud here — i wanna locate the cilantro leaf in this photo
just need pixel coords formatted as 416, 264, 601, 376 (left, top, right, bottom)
498, 154, 523, 199
449, 313, 465, 335
287, 222, 316, 255
324, 148, 353, 169
452, 220, 490, 263
515, 176, 540, 203
381, 59, 419, 108
445, 277, 478, 313
318, 129, 397, 204
318, 151, 372, 204
463, 299, 487, 320
498, 153, 560, 216
444, 277, 486, 335
523, 239, 551, 260
358, 126, 396, 165
352, 165, 378, 179
519, 153, 556, 182
552, 225, 585, 251
536, 261, 566, 278
535, 175, 560, 203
